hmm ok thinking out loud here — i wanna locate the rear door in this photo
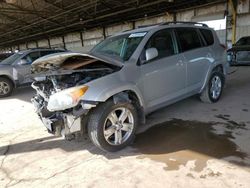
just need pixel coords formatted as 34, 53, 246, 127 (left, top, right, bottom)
175, 27, 211, 93
138, 29, 186, 111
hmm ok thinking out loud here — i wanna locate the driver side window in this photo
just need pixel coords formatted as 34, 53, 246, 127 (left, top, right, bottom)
141, 29, 175, 63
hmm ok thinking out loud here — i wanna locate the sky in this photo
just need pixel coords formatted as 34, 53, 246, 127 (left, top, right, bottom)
201, 18, 226, 30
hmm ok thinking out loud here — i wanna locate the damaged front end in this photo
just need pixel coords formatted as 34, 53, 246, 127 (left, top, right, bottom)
31, 52, 121, 138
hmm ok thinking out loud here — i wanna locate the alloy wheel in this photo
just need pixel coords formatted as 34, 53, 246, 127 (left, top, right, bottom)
210, 75, 222, 100
0, 81, 10, 95
103, 107, 134, 145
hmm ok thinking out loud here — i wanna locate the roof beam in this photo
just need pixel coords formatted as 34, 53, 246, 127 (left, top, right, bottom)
0, 7, 50, 14
0, 12, 30, 25
42, 0, 66, 11
0, 0, 227, 47
0, 12, 50, 39
0, 0, 99, 38
0, 0, 181, 46
3, 2, 65, 27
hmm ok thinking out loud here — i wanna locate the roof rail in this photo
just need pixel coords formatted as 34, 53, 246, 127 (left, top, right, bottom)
137, 23, 160, 28
26, 47, 65, 50
123, 21, 208, 32
160, 21, 208, 27
26, 47, 51, 50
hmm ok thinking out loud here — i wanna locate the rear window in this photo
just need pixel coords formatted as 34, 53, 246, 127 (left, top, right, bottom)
176, 28, 202, 52
200, 29, 214, 46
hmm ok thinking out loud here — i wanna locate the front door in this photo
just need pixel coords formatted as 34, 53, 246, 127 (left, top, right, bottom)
138, 29, 186, 111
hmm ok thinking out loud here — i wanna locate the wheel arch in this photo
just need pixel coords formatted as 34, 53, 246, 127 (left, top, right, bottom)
111, 90, 146, 125
212, 64, 224, 74
82, 89, 146, 134
0, 75, 15, 88
200, 63, 225, 93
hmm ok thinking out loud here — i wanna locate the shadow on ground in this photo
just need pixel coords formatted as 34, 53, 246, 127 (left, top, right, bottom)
0, 119, 249, 172
0, 86, 34, 103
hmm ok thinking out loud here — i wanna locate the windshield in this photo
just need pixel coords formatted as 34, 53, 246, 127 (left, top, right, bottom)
91, 32, 147, 61
0, 52, 23, 65
236, 37, 250, 46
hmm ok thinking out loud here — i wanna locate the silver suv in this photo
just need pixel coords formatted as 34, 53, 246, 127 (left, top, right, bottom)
31, 22, 227, 152
0, 48, 64, 97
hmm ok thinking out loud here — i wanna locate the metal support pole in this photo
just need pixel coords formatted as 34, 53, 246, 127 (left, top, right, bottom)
48, 38, 51, 48
132, 21, 135, 29
62, 35, 66, 49
173, 12, 177, 22
80, 31, 84, 47
102, 26, 106, 39
229, 0, 237, 44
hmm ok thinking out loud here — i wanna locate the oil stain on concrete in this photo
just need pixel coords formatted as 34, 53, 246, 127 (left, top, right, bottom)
134, 119, 247, 172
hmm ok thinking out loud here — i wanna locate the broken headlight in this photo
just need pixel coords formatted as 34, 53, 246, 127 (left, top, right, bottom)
47, 86, 88, 112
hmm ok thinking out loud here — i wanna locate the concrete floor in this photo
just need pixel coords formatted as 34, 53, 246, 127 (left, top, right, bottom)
0, 67, 250, 188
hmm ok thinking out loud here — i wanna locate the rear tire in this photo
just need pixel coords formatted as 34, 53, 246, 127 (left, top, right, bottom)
0, 77, 14, 98
200, 71, 225, 103
87, 100, 138, 152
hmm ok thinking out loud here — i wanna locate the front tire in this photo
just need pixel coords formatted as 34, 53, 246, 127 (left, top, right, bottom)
87, 100, 138, 152
200, 71, 225, 103
0, 77, 14, 98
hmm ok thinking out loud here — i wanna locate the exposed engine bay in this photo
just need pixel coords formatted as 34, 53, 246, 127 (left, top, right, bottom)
31, 52, 120, 138
32, 66, 115, 101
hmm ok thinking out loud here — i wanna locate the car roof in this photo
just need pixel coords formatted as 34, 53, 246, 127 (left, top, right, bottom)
115, 22, 211, 36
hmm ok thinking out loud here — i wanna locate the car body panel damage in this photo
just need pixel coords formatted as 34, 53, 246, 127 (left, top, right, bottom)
31, 52, 122, 138
31, 52, 122, 73
31, 23, 227, 151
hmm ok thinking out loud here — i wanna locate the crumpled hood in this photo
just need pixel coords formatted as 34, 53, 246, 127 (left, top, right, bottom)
31, 52, 122, 72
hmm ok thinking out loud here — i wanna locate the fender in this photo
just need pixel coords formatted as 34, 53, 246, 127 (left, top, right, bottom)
0, 74, 16, 88
81, 67, 146, 107
199, 62, 226, 93
84, 82, 146, 108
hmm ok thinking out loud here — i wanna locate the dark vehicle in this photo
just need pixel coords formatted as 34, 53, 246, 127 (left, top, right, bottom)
0, 53, 13, 62
227, 36, 250, 65
0, 48, 65, 97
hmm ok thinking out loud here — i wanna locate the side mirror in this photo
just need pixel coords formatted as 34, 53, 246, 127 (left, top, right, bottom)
17, 59, 29, 65
145, 48, 158, 61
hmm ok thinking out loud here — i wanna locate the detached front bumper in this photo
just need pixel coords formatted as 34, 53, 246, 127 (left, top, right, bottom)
31, 95, 94, 138
40, 113, 83, 137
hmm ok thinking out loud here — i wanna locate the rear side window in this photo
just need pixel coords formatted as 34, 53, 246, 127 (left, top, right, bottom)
200, 29, 214, 46
176, 28, 202, 52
